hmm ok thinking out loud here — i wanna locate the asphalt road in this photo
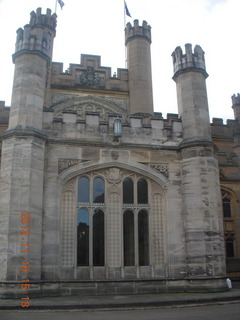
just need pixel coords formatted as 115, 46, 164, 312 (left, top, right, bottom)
1, 303, 240, 320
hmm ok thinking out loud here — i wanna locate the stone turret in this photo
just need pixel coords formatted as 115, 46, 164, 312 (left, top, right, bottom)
14, 8, 56, 62
125, 20, 154, 117
8, 8, 56, 131
172, 43, 207, 78
171, 44, 226, 285
172, 43, 211, 145
0, 8, 57, 282
232, 93, 240, 122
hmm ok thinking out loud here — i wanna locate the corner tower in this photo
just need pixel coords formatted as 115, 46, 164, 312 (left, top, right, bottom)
125, 20, 154, 116
9, 7, 56, 130
0, 8, 56, 282
171, 44, 227, 290
231, 94, 240, 172
172, 43, 211, 145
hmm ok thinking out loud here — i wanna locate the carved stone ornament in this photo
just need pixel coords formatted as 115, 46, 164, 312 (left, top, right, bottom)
51, 94, 76, 106
111, 151, 119, 160
79, 66, 105, 88
58, 159, 84, 173
151, 164, 169, 177
106, 167, 123, 184
148, 163, 169, 177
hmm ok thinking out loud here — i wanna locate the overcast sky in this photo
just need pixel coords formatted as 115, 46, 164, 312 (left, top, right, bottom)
0, 0, 239, 122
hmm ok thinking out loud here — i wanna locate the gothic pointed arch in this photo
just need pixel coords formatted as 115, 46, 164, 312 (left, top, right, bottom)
59, 161, 167, 280
58, 159, 169, 194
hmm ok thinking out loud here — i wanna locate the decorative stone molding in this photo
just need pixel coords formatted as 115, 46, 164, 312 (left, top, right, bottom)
111, 151, 119, 160
141, 163, 169, 177
221, 190, 232, 200
51, 94, 77, 106
51, 96, 127, 122
58, 159, 87, 173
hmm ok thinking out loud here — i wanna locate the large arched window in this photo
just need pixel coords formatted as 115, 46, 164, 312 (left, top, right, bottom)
93, 177, 105, 203
137, 178, 148, 204
78, 177, 90, 203
123, 178, 134, 204
222, 197, 231, 218
138, 210, 149, 266
77, 176, 105, 267
222, 190, 235, 259
123, 210, 135, 266
77, 208, 89, 266
122, 178, 150, 267
75, 172, 153, 271
93, 209, 105, 266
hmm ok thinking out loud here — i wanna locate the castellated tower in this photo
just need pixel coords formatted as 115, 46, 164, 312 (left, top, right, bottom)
172, 43, 211, 144
172, 44, 226, 281
9, 7, 56, 130
0, 8, 56, 281
125, 20, 154, 116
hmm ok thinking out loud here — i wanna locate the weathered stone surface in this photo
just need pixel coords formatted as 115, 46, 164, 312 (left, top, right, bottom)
0, 9, 239, 298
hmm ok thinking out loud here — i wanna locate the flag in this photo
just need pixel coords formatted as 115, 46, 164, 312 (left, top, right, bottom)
124, 1, 131, 17
58, 0, 65, 9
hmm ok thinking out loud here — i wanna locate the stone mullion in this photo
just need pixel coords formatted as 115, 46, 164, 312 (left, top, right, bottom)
107, 191, 121, 271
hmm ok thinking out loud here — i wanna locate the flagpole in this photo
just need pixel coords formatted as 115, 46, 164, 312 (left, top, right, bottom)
55, 0, 58, 14
124, 0, 126, 30
124, 1, 127, 68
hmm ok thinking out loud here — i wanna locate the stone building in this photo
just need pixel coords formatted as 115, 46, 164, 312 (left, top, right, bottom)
0, 8, 239, 298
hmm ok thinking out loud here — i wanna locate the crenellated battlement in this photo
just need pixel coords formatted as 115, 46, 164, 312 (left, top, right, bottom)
50, 54, 128, 92
29, 7, 57, 29
125, 20, 151, 45
13, 8, 57, 62
172, 43, 208, 79
232, 93, 240, 106
42, 111, 182, 147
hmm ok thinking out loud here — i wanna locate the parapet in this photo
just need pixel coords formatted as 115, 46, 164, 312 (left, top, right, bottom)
50, 54, 128, 92
43, 111, 183, 146
29, 8, 57, 30
13, 8, 57, 63
125, 20, 151, 45
172, 43, 208, 79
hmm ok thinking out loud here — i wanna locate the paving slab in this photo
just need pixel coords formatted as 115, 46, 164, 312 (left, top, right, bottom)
1, 286, 240, 310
